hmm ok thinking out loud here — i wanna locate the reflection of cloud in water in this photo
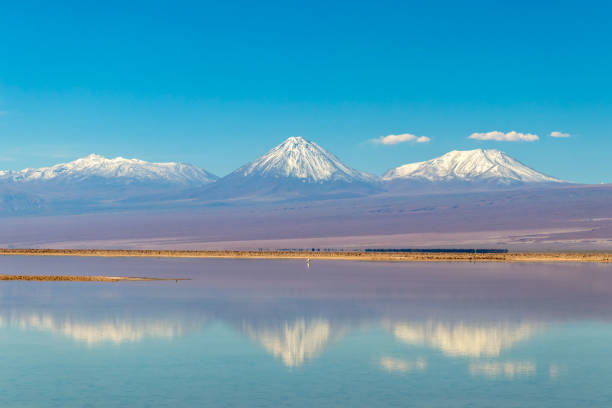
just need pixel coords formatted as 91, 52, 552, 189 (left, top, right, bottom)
469, 361, 536, 378
0, 312, 204, 345
548, 364, 566, 378
243, 319, 345, 367
380, 357, 426, 374
386, 321, 537, 357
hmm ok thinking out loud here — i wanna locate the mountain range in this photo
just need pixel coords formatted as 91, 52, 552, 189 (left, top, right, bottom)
1, 153, 217, 186
0, 136, 569, 214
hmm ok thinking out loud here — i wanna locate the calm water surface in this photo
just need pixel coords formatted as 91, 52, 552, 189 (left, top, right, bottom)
1, 256, 611, 407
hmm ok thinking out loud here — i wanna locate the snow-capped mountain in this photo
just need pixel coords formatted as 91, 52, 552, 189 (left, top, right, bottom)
235, 136, 376, 183
0, 154, 218, 214
202, 137, 379, 200
3, 154, 217, 186
0, 145, 573, 215
383, 149, 564, 186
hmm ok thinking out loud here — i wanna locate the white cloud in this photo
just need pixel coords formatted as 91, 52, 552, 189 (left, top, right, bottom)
373, 133, 431, 145
550, 131, 570, 138
468, 131, 539, 142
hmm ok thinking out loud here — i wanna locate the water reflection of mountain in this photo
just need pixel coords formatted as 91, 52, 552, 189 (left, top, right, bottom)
242, 318, 348, 367
385, 321, 538, 357
0, 311, 207, 345
0, 303, 544, 369
469, 361, 536, 378
240, 318, 542, 366
380, 357, 427, 373
2, 259, 611, 369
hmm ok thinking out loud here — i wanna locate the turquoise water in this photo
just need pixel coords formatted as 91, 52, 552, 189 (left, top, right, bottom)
1, 257, 611, 407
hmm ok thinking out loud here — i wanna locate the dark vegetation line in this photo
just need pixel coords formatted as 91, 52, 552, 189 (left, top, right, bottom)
266, 248, 508, 253
364, 248, 509, 253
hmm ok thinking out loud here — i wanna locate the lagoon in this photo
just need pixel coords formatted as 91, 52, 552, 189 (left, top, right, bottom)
1, 256, 611, 407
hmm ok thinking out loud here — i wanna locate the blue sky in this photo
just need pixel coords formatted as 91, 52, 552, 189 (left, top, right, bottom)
0, 0, 610, 183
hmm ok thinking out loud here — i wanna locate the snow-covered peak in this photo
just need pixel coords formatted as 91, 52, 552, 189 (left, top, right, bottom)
7, 154, 217, 185
234, 137, 377, 183
383, 148, 563, 184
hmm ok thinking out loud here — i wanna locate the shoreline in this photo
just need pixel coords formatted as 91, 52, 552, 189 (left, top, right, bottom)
0, 249, 610, 263
0, 274, 188, 282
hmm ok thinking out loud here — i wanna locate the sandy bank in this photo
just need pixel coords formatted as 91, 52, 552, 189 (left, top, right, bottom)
0, 249, 610, 263
0, 274, 187, 282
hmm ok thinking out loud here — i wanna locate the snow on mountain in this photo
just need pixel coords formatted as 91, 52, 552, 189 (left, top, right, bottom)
235, 136, 377, 183
383, 149, 564, 185
3, 154, 217, 186
0, 145, 573, 214
200, 137, 380, 200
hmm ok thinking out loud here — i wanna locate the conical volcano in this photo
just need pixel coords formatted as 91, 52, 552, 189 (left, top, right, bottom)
204, 137, 379, 200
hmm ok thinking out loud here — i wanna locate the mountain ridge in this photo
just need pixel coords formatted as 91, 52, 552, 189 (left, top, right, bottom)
383, 148, 564, 185
0, 140, 574, 214
1, 154, 218, 186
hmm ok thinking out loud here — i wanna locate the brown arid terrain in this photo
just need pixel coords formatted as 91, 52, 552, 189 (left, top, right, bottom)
0, 185, 610, 252
0, 249, 610, 263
